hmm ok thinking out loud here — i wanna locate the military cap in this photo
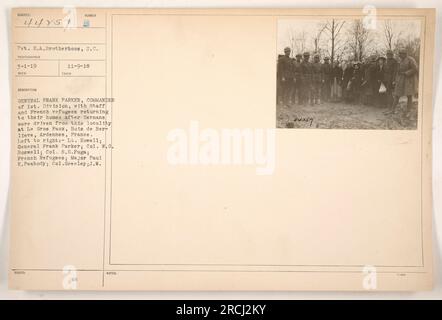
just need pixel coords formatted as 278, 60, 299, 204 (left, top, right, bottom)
284, 47, 291, 52
324, 56, 330, 60
376, 56, 386, 62
399, 48, 407, 54
313, 54, 320, 59
295, 53, 302, 58
386, 49, 394, 56
303, 52, 310, 56
369, 54, 377, 62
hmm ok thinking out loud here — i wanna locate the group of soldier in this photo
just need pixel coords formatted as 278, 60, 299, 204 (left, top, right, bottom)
277, 46, 419, 117
277, 48, 333, 106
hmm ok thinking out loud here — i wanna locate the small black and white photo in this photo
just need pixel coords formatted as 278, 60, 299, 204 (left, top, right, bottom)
276, 18, 421, 129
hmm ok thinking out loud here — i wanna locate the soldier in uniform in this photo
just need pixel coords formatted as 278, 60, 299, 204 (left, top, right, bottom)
300, 52, 313, 105
311, 54, 324, 104
331, 60, 343, 101
342, 60, 354, 103
321, 56, 333, 102
291, 53, 303, 105
349, 61, 363, 103
387, 48, 418, 116
376, 56, 388, 108
383, 49, 399, 110
276, 47, 295, 106
362, 55, 378, 105
276, 54, 284, 104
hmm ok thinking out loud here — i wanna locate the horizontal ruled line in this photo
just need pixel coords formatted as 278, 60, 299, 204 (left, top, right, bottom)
15, 75, 105, 78
15, 42, 105, 45
14, 26, 104, 29
15, 58, 105, 61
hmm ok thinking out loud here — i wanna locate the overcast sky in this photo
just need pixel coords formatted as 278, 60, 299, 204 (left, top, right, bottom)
277, 18, 422, 59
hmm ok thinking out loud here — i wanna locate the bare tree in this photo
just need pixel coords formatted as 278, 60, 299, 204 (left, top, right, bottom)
285, 27, 296, 57
347, 19, 371, 61
323, 19, 346, 67
295, 30, 308, 54
313, 24, 327, 53
286, 28, 308, 56
383, 20, 402, 51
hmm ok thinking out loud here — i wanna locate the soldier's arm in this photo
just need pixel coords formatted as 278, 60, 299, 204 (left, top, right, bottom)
277, 60, 282, 80
393, 60, 399, 76
404, 57, 418, 77
292, 61, 296, 82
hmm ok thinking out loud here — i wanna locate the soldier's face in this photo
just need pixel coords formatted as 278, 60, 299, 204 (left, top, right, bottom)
304, 56, 309, 62
399, 52, 406, 60
284, 50, 290, 57
314, 57, 319, 63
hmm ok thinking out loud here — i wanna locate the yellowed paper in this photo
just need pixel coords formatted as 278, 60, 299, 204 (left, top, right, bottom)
9, 8, 435, 291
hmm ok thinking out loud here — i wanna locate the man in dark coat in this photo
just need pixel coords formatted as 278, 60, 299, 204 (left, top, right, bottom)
321, 56, 333, 102
350, 62, 363, 103
362, 55, 378, 105
276, 54, 283, 104
383, 49, 399, 109
291, 53, 303, 105
311, 54, 324, 104
300, 52, 313, 105
277, 47, 295, 106
376, 56, 388, 108
331, 61, 343, 101
342, 60, 354, 103
386, 49, 418, 116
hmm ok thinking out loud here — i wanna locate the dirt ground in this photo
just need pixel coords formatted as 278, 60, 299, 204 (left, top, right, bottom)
276, 97, 418, 130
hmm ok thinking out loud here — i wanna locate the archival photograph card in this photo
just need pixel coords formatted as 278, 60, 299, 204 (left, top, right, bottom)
9, 8, 435, 291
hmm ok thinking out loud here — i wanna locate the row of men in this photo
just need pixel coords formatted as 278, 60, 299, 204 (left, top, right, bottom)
277, 47, 419, 115
277, 49, 333, 106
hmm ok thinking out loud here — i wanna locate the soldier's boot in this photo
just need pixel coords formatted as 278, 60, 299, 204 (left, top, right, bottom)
385, 96, 400, 115
313, 94, 319, 105
283, 91, 290, 107
302, 93, 308, 106
309, 93, 314, 106
406, 95, 413, 118
384, 95, 395, 114
315, 94, 320, 104
291, 90, 297, 105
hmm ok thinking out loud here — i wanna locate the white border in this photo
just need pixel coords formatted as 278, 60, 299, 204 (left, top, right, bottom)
0, 0, 441, 299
